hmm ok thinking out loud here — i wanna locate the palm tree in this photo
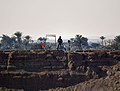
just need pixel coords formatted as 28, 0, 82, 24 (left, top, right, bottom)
38, 37, 43, 42
114, 35, 120, 43
25, 35, 30, 40
14, 31, 22, 49
74, 35, 82, 50
24, 35, 31, 50
113, 35, 120, 50
24, 35, 31, 45
38, 37, 47, 43
24, 35, 31, 43
14, 31, 22, 43
100, 36, 105, 46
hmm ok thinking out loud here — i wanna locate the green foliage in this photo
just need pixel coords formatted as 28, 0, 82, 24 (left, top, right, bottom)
113, 35, 120, 50
14, 31, 22, 43
105, 35, 120, 50
1, 34, 15, 49
71, 35, 88, 50
100, 36, 105, 40
23, 35, 32, 50
14, 31, 22, 38
38, 37, 47, 43
91, 43, 100, 49
0, 32, 32, 50
25, 35, 31, 40
114, 35, 120, 43
100, 36, 105, 46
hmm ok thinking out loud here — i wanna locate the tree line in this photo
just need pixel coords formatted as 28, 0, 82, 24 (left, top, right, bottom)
0, 31, 120, 50
0, 31, 47, 50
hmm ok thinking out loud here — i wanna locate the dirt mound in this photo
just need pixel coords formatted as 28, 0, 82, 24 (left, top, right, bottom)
0, 62, 119, 91
48, 62, 120, 91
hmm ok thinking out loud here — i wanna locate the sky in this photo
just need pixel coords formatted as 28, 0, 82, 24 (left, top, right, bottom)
0, 0, 120, 40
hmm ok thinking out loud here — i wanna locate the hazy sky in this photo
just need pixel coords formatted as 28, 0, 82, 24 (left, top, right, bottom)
0, 0, 120, 39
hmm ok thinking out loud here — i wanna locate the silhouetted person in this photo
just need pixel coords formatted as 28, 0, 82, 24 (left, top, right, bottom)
57, 36, 63, 50
68, 40, 71, 51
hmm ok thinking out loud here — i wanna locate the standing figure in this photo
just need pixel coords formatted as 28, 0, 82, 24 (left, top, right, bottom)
41, 43, 45, 50
57, 36, 63, 50
68, 40, 71, 51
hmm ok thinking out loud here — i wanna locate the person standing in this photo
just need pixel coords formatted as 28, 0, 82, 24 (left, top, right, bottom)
68, 40, 71, 51
57, 36, 63, 50
41, 43, 45, 50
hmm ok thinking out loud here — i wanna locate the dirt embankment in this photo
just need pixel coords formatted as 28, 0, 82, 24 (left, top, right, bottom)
0, 50, 120, 91
48, 62, 120, 91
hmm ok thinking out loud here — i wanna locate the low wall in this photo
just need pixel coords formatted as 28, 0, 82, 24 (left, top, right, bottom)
0, 50, 119, 71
